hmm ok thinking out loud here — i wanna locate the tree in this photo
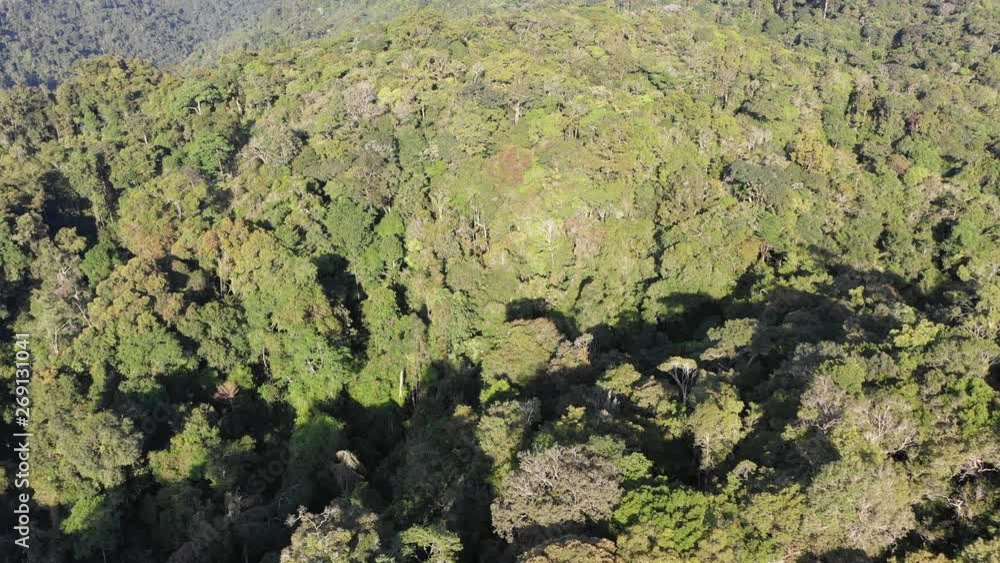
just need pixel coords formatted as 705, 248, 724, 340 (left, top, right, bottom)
246, 119, 303, 166
204, 218, 343, 337
77, 258, 193, 393
31, 376, 142, 506
695, 482, 806, 562
482, 319, 565, 387
800, 459, 917, 556
657, 357, 700, 405
201, 218, 350, 412
280, 501, 384, 562
958, 539, 1000, 563
492, 445, 622, 542
117, 168, 217, 260
0, 86, 55, 155
477, 398, 541, 481
142, 483, 211, 555
518, 536, 620, 563
343, 81, 384, 124
399, 524, 463, 563
185, 132, 235, 178
688, 384, 753, 470
700, 319, 760, 364
613, 484, 709, 560
27, 228, 90, 363
149, 406, 254, 490
392, 405, 491, 534
1, 3, 998, 560
176, 300, 252, 371
61, 492, 125, 559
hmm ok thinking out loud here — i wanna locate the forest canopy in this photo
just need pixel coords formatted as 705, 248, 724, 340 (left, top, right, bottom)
0, 0, 589, 88
0, 1, 998, 562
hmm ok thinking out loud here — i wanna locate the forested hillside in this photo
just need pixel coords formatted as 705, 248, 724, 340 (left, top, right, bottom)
0, 0, 280, 88
0, 0, 552, 88
3, 0, 997, 89
183, 0, 552, 66
0, 2, 998, 562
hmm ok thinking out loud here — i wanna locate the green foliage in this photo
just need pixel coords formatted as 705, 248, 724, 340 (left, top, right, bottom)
80, 236, 121, 286
184, 132, 235, 178
399, 524, 463, 563
697, 481, 806, 562
149, 406, 253, 490
281, 501, 385, 562
0, 0, 274, 87
614, 484, 709, 557
820, 358, 866, 394
1, 2, 998, 561
950, 377, 999, 437
959, 539, 1000, 563
477, 398, 540, 481
282, 413, 347, 505
598, 364, 643, 396
31, 377, 142, 505
800, 459, 917, 556
688, 384, 753, 469
61, 493, 124, 558
481, 319, 564, 386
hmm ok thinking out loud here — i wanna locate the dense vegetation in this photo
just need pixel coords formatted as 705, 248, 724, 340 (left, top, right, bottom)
0, 0, 547, 88
1, 1, 999, 562
0, 0, 281, 88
